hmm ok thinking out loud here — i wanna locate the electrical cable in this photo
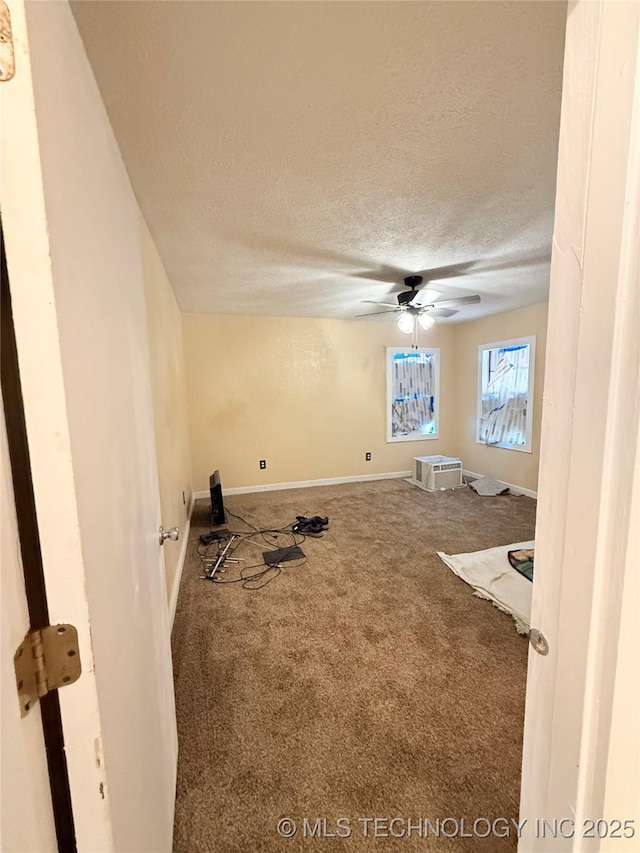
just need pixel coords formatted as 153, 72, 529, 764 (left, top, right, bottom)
198, 514, 311, 589
223, 507, 261, 532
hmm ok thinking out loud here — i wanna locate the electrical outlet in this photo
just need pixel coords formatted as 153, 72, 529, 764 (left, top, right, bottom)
259, 459, 267, 470
365, 452, 372, 461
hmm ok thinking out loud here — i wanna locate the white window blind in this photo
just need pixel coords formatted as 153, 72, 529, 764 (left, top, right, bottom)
477, 337, 535, 452
386, 348, 440, 442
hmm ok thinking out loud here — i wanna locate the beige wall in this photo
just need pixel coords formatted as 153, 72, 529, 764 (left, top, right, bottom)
452, 302, 548, 492
183, 314, 457, 492
140, 217, 193, 602
184, 305, 547, 494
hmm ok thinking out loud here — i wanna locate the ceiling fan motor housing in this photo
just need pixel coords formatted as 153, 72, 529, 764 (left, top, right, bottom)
404, 275, 423, 289
397, 290, 416, 305
397, 274, 424, 305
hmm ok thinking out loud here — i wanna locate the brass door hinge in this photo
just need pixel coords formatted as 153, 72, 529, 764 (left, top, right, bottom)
0, 1, 15, 82
14, 625, 82, 717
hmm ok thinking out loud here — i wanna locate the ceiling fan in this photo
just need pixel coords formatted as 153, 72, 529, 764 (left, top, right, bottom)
357, 274, 481, 346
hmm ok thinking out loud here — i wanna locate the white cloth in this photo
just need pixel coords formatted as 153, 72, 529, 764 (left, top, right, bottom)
436, 540, 534, 634
469, 476, 509, 496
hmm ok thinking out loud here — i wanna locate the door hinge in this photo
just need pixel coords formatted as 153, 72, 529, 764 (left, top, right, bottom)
14, 624, 82, 717
0, 1, 15, 82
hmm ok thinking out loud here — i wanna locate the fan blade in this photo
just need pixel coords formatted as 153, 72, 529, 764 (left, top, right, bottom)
351, 264, 407, 283
429, 307, 457, 318
428, 294, 481, 309
415, 261, 479, 281
412, 288, 442, 307
361, 300, 399, 308
356, 261, 481, 283
354, 309, 399, 318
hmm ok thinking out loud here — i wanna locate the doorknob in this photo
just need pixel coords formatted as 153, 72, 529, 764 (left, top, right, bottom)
159, 526, 179, 546
529, 628, 550, 655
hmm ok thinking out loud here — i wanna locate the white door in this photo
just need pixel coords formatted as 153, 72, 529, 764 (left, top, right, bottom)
0, 403, 57, 852
1, 1, 177, 850
519, 1, 640, 849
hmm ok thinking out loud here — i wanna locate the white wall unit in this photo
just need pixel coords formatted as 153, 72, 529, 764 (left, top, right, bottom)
410, 455, 463, 491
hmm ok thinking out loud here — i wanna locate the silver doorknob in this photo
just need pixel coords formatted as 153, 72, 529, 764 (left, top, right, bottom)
529, 628, 550, 655
159, 526, 179, 545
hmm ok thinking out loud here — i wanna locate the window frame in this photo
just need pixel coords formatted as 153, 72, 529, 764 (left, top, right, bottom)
476, 335, 536, 454
386, 347, 440, 443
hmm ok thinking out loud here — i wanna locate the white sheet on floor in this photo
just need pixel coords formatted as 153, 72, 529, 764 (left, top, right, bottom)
436, 540, 534, 634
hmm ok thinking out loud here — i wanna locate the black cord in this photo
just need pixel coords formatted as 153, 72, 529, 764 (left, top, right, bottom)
225, 507, 310, 544
239, 565, 282, 590
198, 517, 309, 589
197, 527, 306, 557
223, 507, 261, 532
208, 555, 308, 589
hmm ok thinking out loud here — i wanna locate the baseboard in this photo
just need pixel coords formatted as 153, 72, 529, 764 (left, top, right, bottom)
462, 469, 538, 499
192, 469, 537, 501
169, 493, 194, 631
193, 470, 412, 500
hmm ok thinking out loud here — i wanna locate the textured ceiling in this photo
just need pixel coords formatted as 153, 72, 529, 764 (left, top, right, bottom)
71, 1, 566, 322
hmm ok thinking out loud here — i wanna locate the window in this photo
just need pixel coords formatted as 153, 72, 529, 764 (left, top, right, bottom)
477, 336, 535, 453
387, 347, 439, 442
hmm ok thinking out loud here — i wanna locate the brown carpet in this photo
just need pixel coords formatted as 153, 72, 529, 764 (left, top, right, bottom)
172, 479, 536, 852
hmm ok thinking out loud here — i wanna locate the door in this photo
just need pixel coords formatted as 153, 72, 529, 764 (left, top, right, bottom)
0, 401, 57, 852
519, 1, 640, 848
1, 1, 177, 849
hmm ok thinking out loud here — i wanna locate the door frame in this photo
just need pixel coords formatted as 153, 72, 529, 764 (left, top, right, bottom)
2, 0, 638, 847
519, 0, 640, 848
1, 220, 77, 849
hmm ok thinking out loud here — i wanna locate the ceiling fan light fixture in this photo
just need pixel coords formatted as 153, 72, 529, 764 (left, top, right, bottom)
418, 313, 436, 331
396, 313, 415, 334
